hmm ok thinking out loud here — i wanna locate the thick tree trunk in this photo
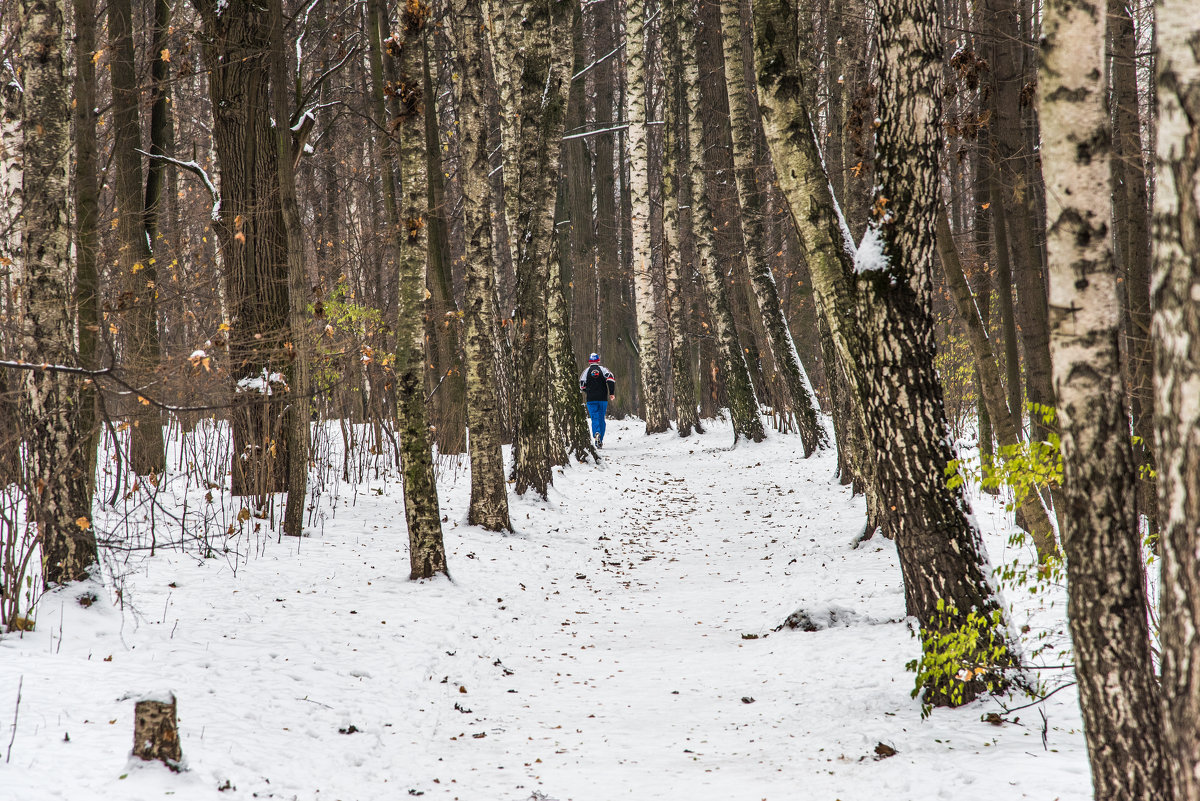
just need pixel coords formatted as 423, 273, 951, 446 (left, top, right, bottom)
451, 0, 512, 531
1153, 5, 1200, 798
194, 0, 292, 498
626, 0, 671, 434
683, 0, 763, 443
719, 0, 822, 454
1039, 3, 1168, 798
109, 0, 166, 475
507, 0, 573, 497
18, 0, 98, 585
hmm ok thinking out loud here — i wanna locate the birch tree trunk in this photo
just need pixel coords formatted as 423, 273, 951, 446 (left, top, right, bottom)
1040, 2, 1168, 797
663, 0, 703, 437
755, 0, 1015, 702
19, 0, 98, 585
451, 0, 512, 531
682, 0, 763, 443
109, 0, 167, 475
719, 0, 822, 454
392, 5, 449, 578
1153, 3, 1200, 797
508, 0, 573, 496
626, 0, 671, 434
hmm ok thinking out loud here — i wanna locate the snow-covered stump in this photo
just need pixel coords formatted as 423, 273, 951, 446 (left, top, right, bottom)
132, 693, 182, 769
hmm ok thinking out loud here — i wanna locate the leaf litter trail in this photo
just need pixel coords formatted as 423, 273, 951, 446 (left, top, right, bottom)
0, 419, 1091, 801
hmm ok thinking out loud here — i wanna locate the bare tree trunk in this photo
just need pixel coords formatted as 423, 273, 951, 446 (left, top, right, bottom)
662, 0, 702, 437
269, 0, 310, 539
109, 0, 166, 475
1040, 2, 1168, 796
18, 0, 98, 585
72, 0, 101, 499
451, 0, 512, 531
507, 0, 573, 497
626, 0, 671, 434
193, 0, 293, 499
720, 0, 823, 454
1153, 4, 1200, 797
1109, 0, 1157, 531
682, 0, 763, 443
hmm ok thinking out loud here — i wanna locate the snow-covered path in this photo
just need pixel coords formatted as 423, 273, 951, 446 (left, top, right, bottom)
2, 419, 1091, 800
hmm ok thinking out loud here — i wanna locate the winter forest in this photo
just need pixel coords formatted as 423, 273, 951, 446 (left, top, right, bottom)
1, 0, 1198, 795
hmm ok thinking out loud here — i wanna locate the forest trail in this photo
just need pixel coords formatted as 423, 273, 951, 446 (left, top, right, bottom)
1, 419, 1090, 801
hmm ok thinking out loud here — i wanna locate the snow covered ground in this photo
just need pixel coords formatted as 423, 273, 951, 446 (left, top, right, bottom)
1, 418, 1091, 800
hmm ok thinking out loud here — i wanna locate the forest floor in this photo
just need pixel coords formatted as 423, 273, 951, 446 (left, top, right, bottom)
1, 417, 1092, 800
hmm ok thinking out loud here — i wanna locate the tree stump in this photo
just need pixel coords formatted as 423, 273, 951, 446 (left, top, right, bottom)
132, 693, 182, 769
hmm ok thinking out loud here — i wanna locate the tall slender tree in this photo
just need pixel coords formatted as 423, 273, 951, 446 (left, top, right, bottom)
109, 0, 167, 475
18, 0, 98, 585
1040, 1, 1168, 797
1153, 1, 1200, 797
626, 0, 671, 433
451, 0, 512, 531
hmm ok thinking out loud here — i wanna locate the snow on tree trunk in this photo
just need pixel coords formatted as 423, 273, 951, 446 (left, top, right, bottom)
681, 0, 763, 443
18, 0, 98, 586
451, 0, 512, 531
1040, 1, 1169, 797
1153, 3, 1200, 798
626, 0, 671, 434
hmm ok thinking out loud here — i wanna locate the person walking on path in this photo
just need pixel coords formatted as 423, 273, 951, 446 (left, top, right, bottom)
579, 353, 616, 448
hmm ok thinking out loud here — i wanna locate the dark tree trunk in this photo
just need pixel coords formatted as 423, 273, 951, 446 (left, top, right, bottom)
194, 0, 292, 498
109, 0, 167, 475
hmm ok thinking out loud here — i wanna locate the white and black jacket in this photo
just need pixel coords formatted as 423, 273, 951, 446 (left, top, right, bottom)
579, 364, 616, 402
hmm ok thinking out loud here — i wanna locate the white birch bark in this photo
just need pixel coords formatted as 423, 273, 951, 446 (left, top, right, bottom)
1040, 0, 1168, 795
1152, 1, 1200, 796
625, 0, 670, 433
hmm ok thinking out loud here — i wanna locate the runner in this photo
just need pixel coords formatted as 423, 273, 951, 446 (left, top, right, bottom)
579, 353, 616, 448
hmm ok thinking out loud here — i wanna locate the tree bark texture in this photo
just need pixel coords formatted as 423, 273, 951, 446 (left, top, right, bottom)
1040, 2, 1168, 797
719, 0, 822, 454
662, 0, 703, 437
395, 10, 449, 579
1108, 0, 1156, 529
193, 0, 293, 498
505, 0, 573, 496
1152, 4, 1200, 797
982, 0, 1054, 440
626, 0, 671, 434
451, 0, 512, 531
132, 695, 182, 768
19, 0, 98, 585
71, 0, 101, 499
683, 0, 763, 443
270, 0, 310, 538
109, 0, 167, 475
861, 1, 1012, 687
